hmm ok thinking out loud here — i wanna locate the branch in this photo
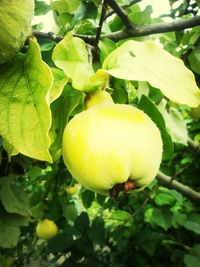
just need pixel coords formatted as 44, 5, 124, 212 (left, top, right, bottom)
156, 171, 200, 204
94, 0, 108, 47
107, 0, 135, 31
187, 138, 200, 153
102, 15, 200, 41
33, 15, 200, 44
33, 31, 63, 42
106, 0, 142, 18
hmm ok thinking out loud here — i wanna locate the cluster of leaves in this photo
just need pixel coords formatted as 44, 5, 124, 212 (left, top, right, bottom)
0, 0, 200, 266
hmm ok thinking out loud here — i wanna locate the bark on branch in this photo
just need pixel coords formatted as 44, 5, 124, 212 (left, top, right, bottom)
102, 15, 200, 41
33, 15, 200, 44
156, 171, 200, 204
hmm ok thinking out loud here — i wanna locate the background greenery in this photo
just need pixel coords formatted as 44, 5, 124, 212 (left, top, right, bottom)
0, 0, 200, 266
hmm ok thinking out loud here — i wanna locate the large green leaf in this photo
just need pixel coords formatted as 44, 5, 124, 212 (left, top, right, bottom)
0, 204, 29, 248
138, 95, 174, 160
0, 39, 53, 162
103, 40, 200, 107
52, 33, 108, 92
0, 177, 31, 217
158, 99, 189, 145
50, 85, 83, 161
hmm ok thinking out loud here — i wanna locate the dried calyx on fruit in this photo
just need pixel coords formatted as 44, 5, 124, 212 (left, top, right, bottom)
0, 0, 34, 65
62, 90, 163, 196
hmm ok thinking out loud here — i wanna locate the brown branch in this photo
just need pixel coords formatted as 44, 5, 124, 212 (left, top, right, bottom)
106, 0, 142, 18
101, 15, 200, 41
94, 0, 108, 47
187, 138, 200, 153
107, 0, 135, 31
156, 171, 200, 204
33, 15, 200, 44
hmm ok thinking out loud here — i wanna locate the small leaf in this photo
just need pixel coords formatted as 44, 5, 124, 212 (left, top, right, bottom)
82, 190, 95, 209
49, 68, 69, 103
103, 40, 200, 107
52, 33, 108, 91
138, 95, 174, 159
155, 192, 175, 206
35, 1, 51, 16
0, 39, 53, 162
50, 0, 81, 14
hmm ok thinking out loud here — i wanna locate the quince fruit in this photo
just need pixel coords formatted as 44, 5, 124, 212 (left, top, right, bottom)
3, 256, 14, 267
65, 184, 80, 195
62, 90, 163, 195
36, 219, 58, 240
0, 0, 34, 65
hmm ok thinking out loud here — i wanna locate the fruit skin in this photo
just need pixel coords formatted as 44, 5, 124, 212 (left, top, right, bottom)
36, 219, 58, 240
65, 184, 80, 195
3, 256, 14, 267
62, 90, 163, 195
0, 0, 34, 65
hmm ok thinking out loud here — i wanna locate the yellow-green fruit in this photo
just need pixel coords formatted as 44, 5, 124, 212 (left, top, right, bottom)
3, 256, 14, 267
0, 0, 34, 65
62, 91, 163, 195
36, 219, 58, 240
65, 184, 80, 195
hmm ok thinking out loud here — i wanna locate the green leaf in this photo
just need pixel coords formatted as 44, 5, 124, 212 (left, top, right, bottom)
50, 85, 83, 161
155, 192, 175, 206
88, 217, 105, 245
52, 33, 108, 91
145, 207, 172, 230
49, 68, 69, 103
138, 95, 174, 160
51, 0, 81, 14
158, 99, 189, 145
0, 204, 29, 248
82, 190, 95, 209
99, 38, 117, 63
0, 217, 20, 248
0, 177, 31, 217
35, 1, 51, 16
47, 233, 73, 253
188, 47, 200, 74
183, 213, 200, 234
0, 39, 53, 162
103, 40, 200, 107
75, 212, 90, 233
184, 254, 200, 267
63, 203, 78, 222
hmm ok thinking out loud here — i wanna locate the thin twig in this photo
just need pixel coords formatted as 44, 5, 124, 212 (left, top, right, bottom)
94, 0, 108, 47
156, 171, 200, 204
107, 0, 135, 31
106, 0, 142, 19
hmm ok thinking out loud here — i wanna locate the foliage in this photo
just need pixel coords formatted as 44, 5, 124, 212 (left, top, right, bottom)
0, 0, 200, 266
